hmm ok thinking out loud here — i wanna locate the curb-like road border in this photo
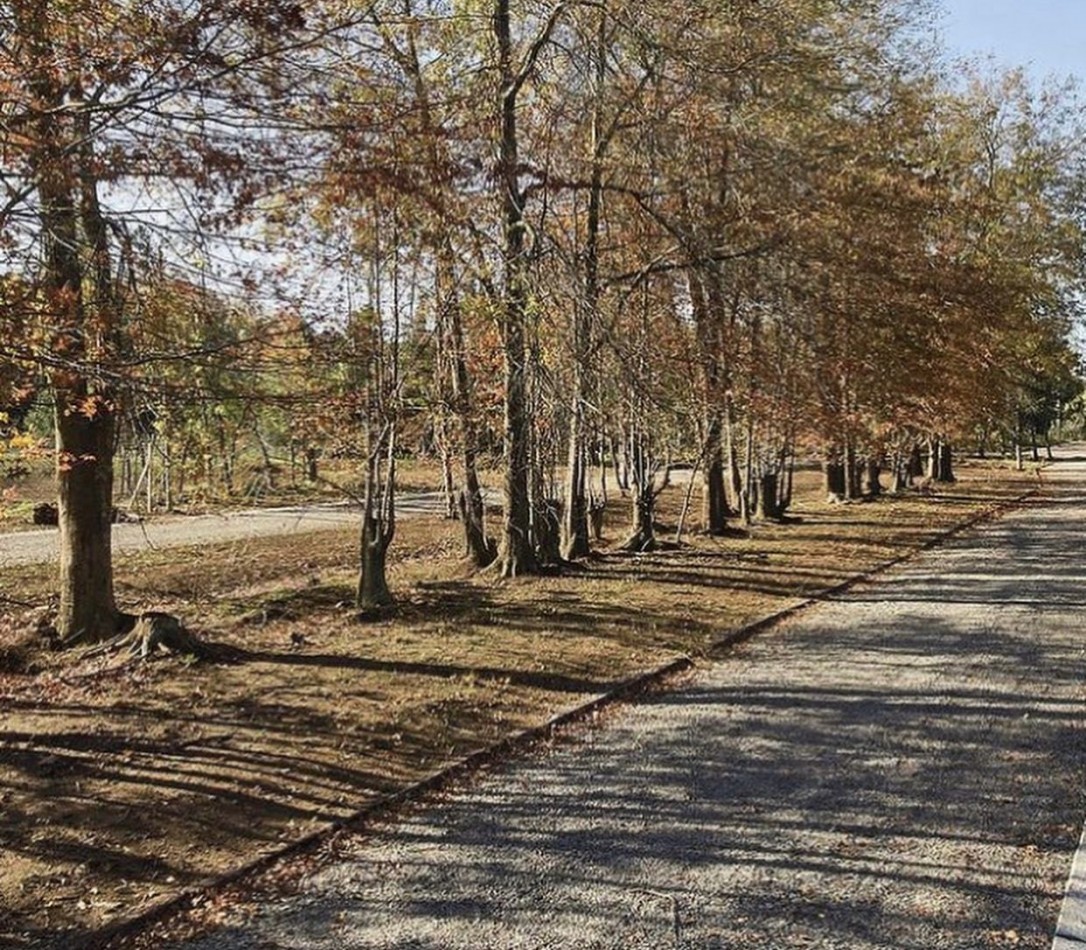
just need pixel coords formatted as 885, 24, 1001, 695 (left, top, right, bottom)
1053, 822, 1086, 948
73, 485, 1043, 950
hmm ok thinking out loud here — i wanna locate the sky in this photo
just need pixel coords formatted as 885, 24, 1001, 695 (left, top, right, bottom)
938, 0, 1084, 83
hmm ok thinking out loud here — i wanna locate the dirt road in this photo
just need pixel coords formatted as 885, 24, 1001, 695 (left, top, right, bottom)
158, 448, 1086, 950
0, 492, 465, 569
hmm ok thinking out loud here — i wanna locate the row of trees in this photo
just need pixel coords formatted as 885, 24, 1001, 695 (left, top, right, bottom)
1, 0, 1083, 639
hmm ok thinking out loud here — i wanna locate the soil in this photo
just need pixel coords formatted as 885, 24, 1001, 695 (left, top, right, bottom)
0, 460, 1040, 947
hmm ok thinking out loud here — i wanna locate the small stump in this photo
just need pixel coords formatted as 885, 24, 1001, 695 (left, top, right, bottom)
120, 612, 208, 659
80, 612, 212, 662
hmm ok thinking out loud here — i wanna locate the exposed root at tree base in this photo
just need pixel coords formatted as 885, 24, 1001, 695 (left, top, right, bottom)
619, 533, 657, 553
355, 602, 397, 622
78, 612, 217, 662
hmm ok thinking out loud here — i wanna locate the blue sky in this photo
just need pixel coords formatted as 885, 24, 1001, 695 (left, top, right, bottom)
938, 0, 1084, 82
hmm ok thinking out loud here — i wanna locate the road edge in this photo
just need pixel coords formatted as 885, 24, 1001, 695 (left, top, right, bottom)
1053, 821, 1086, 948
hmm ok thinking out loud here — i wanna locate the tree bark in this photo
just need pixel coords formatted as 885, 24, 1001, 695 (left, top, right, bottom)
357, 430, 395, 611
740, 411, 755, 524
562, 417, 591, 559
843, 438, 860, 501
934, 441, 955, 483
781, 447, 795, 512
724, 394, 743, 514
756, 472, 780, 520
890, 454, 907, 493
824, 456, 846, 499
28, 30, 121, 644
561, 9, 608, 562
56, 401, 119, 643
620, 479, 657, 552
438, 244, 496, 568
357, 522, 392, 610
494, 0, 539, 577
702, 417, 728, 534
687, 269, 729, 535
439, 426, 458, 520
610, 434, 629, 493
908, 443, 924, 481
864, 458, 883, 497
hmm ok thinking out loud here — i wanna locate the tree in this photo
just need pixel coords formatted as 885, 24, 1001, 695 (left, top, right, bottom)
0, 0, 321, 642
491, 0, 569, 577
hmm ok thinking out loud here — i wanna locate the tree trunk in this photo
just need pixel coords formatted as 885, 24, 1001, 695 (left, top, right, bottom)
908, 443, 924, 481
357, 434, 395, 611
675, 455, 701, 543
494, 323, 536, 572
494, 0, 538, 578
440, 247, 495, 568
824, 457, 846, 499
687, 268, 729, 535
781, 449, 795, 512
589, 443, 606, 541
725, 395, 743, 515
176, 442, 189, 501
535, 497, 563, 566
890, 454, 907, 493
56, 400, 119, 643
562, 421, 591, 559
844, 438, 860, 501
740, 413, 755, 525
756, 472, 780, 520
33, 54, 121, 644
357, 521, 392, 610
702, 425, 728, 535
864, 458, 883, 497
163, 439, 174, 512
439, 421, 458, 520
621, 480, 656, 552
458, 471, 496, 568
217, 424, 235, 496
610, 434, 629, 494
560, 199, 591, 555
934, 442, 955, 483
432, 288, 459, 522
561, 13, 607, 561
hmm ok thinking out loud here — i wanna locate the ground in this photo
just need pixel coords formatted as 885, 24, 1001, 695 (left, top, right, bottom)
0, 460, 1040, 947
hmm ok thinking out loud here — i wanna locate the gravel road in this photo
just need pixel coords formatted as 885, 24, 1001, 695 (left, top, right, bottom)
163, 451, 1086, 950
0, 492, 464, 568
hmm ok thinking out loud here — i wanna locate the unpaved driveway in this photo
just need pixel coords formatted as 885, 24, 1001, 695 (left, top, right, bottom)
0, 493, 464, 568
162, 452, 1086, 950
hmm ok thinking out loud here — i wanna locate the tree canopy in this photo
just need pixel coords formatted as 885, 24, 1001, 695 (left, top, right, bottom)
1, 0, 1083, 628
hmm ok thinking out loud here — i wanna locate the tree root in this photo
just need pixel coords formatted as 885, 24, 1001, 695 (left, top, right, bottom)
619, 532, 657, 553
80, 612, 213, 662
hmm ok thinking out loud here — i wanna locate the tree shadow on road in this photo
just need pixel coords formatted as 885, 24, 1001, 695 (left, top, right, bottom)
166, 609, 1086, 949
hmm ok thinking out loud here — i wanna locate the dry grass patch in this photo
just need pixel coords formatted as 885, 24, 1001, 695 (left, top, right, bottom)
0, 459, 1039, 946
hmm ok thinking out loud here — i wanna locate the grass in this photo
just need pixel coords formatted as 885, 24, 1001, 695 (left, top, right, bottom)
0, 458, 1041, 947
